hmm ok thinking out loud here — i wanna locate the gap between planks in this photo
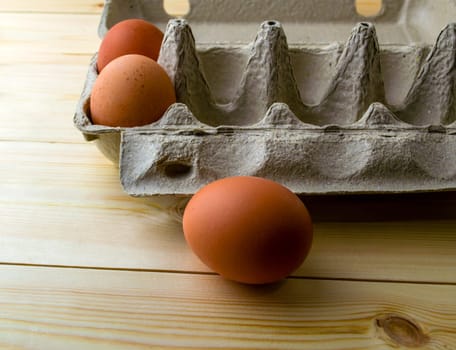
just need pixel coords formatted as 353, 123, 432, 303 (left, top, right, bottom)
1, 262, 455, 287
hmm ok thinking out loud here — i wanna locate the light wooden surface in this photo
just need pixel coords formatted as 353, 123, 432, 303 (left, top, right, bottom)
1, 1, 455, 349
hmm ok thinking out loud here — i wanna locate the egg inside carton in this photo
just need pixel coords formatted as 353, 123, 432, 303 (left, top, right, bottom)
74, 10, 456, 205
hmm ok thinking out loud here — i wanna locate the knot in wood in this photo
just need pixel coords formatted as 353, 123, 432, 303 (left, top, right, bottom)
376, 314, 429, 348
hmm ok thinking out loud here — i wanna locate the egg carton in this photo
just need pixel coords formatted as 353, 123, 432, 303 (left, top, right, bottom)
74, 0, 456, 205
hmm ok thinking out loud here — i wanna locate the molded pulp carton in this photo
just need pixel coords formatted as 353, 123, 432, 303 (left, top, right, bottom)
74, 0, 456, 209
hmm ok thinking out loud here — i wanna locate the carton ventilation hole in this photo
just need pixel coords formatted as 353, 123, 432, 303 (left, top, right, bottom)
163, 0, 190, 18
355, 0, 383, 17
164, 162, 193, 178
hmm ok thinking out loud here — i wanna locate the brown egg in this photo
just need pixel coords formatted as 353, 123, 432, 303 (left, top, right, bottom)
97, 19, 164, 72
90, 54, 176, 127
183, 176, 313, 284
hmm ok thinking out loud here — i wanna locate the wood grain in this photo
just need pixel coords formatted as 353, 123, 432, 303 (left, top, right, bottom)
0, 13, 99, 143
0, 0, 104, 14
0, 265, 455, 350
0, 13, 100, 57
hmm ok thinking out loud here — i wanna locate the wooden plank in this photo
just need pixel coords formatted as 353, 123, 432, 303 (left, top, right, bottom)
0, 63, 93, 144
0, 265, 455, 349
0, 141, 205, 271
1, 141, 456, 283
0, 13, 99, 143
0, 0, 103, 14
0, 13, 100, 57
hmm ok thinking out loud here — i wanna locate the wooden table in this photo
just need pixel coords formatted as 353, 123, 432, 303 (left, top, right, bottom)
1, 1, 455, 349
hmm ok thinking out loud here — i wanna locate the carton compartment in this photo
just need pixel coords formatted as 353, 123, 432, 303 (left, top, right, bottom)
158, 20, 456, 127
77, 20, 456, 129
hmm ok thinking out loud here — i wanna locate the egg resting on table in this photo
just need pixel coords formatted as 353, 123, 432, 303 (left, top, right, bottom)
183, 176, 313, 284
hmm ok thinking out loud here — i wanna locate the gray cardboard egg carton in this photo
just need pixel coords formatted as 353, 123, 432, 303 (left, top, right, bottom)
74, 0, 456, 202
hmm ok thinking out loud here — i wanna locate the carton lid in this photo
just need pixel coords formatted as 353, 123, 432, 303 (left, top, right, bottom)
99, 0, 456, 44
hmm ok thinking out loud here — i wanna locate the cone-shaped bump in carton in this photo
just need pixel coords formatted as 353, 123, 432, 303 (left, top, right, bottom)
304, 22, 386, 125
397, 23, 456, 126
